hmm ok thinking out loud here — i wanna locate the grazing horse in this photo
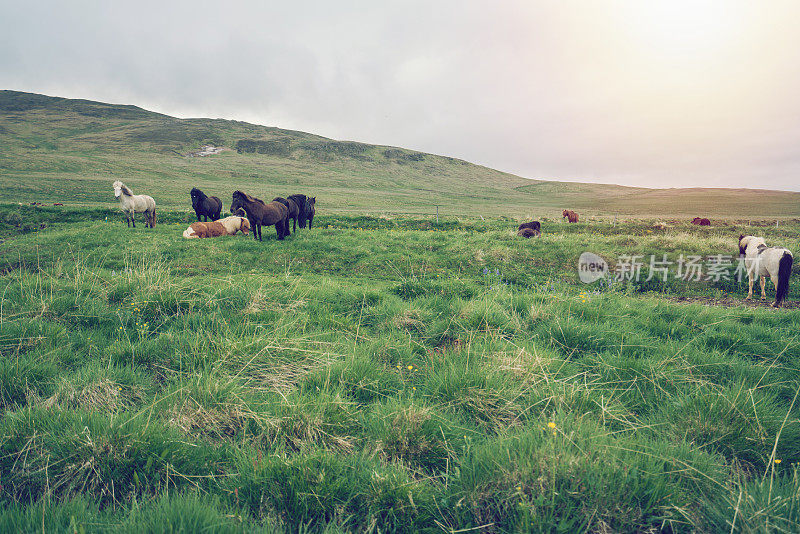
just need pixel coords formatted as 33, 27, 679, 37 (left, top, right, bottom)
113, 181, 156, 228
692, 217, 711, 226
518, 227, 540, 238
273, 197, 299, 235
288, 194, 317, 229
562, 209, 579, 223
182, 216, 250, 238
306, 197, 316, 228
738, 235, 793, 307
230, 191, 288, 241
190, 188, 222, 221
518, 220, 541, 233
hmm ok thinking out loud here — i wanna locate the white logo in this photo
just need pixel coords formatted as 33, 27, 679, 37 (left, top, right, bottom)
578, 252, 608, 283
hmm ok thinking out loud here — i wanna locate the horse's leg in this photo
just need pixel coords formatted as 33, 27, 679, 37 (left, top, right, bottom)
131, 211, 136, 228
760, 276, 767, 300
746, 275, 753, 299
292, 217, 296, 233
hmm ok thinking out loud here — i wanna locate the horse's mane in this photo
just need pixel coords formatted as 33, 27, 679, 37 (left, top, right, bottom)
191, 187, 207, 200
233, 190, 266, 205
115, 182, 134, 196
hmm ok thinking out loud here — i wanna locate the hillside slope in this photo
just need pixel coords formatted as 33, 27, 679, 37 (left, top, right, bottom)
2, 90, 799, 217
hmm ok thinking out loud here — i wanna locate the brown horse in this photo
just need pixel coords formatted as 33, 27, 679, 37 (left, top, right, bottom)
274, 197, 299, 235
692, 217, 711, 226
518, 220, 541, 233
562, 209, 579, 223
230, 191, 288, 241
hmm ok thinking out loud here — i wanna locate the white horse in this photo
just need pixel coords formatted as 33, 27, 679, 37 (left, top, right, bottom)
113, 181, 156, 228
738, 235, 793, 307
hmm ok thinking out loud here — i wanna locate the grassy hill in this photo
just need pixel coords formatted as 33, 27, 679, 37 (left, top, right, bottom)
2, 89, 800, 218
2, 90, 800, 532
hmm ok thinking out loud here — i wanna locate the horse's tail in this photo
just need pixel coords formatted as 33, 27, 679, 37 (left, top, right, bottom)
150, 208, 157, 228
775, 252, 792, 306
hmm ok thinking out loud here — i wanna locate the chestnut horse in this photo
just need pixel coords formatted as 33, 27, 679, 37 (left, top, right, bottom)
692, 217, 711, 226
230, 191, 288, 241
562, 209, 579, 223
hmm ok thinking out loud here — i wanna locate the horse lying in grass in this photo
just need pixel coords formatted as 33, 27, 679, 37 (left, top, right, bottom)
182, 216, 250, 238
230, 191, 288, 241
113, 181, 156, 228
692, 217, 711, 226
518, 227, 540, 238
738, 235, 793, 307
562, 209, 579, 223
190, 188, 222, 221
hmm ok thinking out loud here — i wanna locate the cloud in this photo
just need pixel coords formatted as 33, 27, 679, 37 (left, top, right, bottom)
2, 0, 800, 190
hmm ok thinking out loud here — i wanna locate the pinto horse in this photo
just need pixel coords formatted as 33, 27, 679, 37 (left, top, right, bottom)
738, 235, 793, 307
190, 188, 222, 221
562, 209, 579, 223
113, 181, 156, 228
230, 191, 288, 241
182, 216, 250, 238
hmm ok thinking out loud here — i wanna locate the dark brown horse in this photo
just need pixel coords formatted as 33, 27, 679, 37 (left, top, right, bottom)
273, 197, 299, 235
692, 217, 711, 226
562, 209, 579, 223
518, 220, 540, 233
306, 197, 316, 228
288, 194, 317, 229
191, 188, 222, 221
230, 191, 288, 241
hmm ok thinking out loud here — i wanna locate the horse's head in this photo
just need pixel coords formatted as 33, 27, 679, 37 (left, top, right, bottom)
240, 217, 250, 235
562, 209, 568, 217
738, 235, 748, 256
230, 191, 245, 214
113, 181, 124, 198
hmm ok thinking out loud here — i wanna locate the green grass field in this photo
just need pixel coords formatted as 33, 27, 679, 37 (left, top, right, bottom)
1, 203, 798, 532
1, 91, 800, 532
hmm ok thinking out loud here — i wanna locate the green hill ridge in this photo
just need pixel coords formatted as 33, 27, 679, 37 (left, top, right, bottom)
2, 89, 798, 218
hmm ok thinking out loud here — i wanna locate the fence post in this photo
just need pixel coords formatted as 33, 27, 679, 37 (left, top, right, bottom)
436, 205, 439, 224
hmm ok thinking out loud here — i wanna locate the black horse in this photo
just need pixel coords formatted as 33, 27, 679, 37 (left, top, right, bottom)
190, 188, 222, 221
288, 194, 316, 229
273, 197, 299, 235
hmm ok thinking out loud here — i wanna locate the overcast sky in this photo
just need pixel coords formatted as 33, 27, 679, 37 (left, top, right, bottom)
2, 1, 800, 190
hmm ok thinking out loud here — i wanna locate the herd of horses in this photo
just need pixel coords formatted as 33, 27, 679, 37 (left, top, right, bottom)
113, 181, 315, 241
112, 183, 794, 307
